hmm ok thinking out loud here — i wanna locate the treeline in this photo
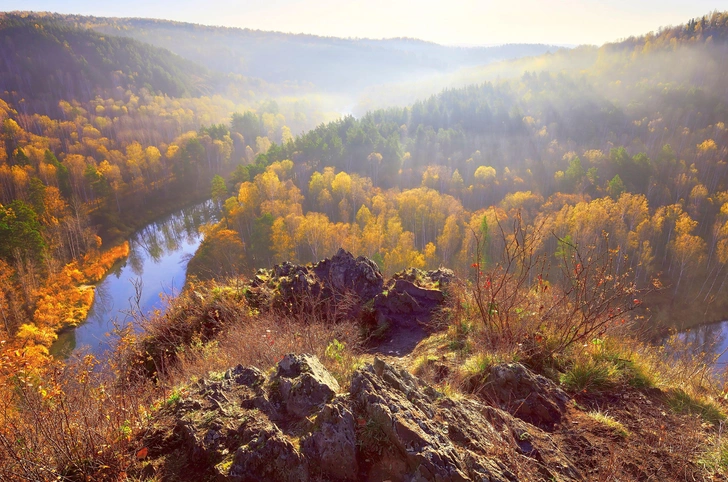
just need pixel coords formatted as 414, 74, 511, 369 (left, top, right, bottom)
191, 12, 728, 328
0, 14, 214, 116
50, 13, 560, 92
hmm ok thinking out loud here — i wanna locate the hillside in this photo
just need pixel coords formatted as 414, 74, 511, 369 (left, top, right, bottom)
203, 11, 728, 328
3, 249, 726, 480
3, 9, 728, 481
37, 13, 562, 93
0, 14, 215, 115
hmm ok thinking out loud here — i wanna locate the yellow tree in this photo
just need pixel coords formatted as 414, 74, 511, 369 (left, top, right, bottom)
437, 214, 461, 266
271, 217, 296, 264
669, 212, 706, 294
296, 212, 331, 262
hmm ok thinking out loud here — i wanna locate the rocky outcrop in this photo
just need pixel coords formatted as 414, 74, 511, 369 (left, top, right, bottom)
301, 400, 358, 480
312, 248, 384, 302
248, 248, 384, 319
274, 354, 340, 418
351, 358, 517, 482
136, 355, 580, 481
247, 251, 453, 340
484, 363, 570, 430
391, 266, 456, 287
375, 278, 446, 328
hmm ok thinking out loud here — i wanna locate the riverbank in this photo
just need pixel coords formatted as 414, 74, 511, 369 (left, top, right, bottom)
12, 242, 131, 360
50, 200, 217, 358
93, 189, 213, 247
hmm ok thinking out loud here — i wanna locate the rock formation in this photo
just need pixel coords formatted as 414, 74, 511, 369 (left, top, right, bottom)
137, 355, 580, 481
247, 249, 454, 338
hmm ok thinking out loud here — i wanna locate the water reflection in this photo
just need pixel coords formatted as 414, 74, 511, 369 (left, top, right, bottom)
675, 321, 728, 372
50, 201, 217, 359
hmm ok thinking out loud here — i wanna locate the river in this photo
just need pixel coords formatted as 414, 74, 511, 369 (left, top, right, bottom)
50, 200, 217, 358
674, 321, 728, 373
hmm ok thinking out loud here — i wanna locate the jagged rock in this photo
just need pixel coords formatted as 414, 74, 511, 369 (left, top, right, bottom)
225, 364, 265, 387
247, 249, 384, 318
351, 358, 517, 482
136, 355, 582, 481
227, 421, 310, 482
375, 278, 446, 329
313, 247, 384, 302
392, 266, 456, 288
274, 354, 340, 418
301, 400, 358, 481
484, 363, 569, 430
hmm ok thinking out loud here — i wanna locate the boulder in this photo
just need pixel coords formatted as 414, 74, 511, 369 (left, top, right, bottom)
484, 363, 569, 430
350, 358, 516, 482
246, 249, 384, 319
374, 278, 446, 329
225, 364, 265, 387
312, 247, 384, 302
274, 354, 340, 418
228, 423, 309, 482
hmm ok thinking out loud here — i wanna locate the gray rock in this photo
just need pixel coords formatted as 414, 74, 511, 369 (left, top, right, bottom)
137, 355, 581, 482
225, 364, 265, 387
313, 247, 384, 302
228, 423, 309, 482
301, 400, 358, 481
275, 354, 340, 418
351, 358, 515, 482
391, 266, 455, 287
485, 363, 569, 430
247, 248, 384, 319
374, 278, 446, 329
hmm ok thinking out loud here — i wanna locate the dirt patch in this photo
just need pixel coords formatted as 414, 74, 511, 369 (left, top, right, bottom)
553, 387, 726, 481
371, 324, 428, 357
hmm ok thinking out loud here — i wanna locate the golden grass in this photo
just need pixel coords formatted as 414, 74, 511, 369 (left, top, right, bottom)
587, 410, 630, 437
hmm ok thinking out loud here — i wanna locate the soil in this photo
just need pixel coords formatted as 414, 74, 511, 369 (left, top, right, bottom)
555, 388, 726, 481
371, 324, 428, 357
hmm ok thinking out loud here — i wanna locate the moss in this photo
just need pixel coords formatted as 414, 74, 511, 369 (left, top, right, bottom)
216, 456, 235, 474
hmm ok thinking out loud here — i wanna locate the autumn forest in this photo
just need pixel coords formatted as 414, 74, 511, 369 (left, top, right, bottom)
2, 4, 728, 480
1, 11, 728, 363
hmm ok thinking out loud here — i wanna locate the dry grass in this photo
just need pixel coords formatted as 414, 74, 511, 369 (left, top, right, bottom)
167, 314, 363, 390
0, 355, 156, 481
587, 410, 630, 437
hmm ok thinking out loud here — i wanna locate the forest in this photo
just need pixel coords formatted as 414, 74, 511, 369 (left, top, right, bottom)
1, 6, 728, 481
191, 11, 728, 330
1, 11, 728, 365
0, 13, 354, 364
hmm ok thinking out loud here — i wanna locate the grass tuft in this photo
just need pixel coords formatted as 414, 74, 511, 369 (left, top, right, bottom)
587, 410, 629, 438
666, 389, 726, 425
560, 358, 620, 393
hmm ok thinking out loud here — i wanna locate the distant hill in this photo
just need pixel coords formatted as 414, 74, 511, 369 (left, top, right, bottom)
0, 14, 213, 114
46, 14, 561, 92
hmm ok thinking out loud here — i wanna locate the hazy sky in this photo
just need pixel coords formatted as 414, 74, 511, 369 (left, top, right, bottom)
4, 0, 723, 45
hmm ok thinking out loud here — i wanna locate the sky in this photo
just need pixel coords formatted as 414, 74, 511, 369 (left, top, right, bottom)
2, 0, 724, 46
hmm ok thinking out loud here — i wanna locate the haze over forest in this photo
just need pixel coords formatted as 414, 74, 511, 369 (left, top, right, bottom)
3, 7, 728, 480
